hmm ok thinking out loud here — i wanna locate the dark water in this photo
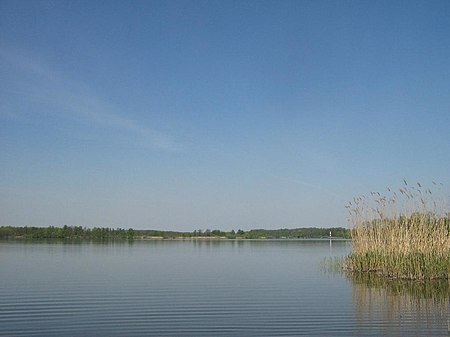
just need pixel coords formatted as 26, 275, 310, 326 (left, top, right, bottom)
0, 240, 448, 336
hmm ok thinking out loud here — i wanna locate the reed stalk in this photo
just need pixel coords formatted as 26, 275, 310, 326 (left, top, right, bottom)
344, 181, 450, 280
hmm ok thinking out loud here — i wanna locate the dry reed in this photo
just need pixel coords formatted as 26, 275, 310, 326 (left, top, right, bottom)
344, 181, 450, 280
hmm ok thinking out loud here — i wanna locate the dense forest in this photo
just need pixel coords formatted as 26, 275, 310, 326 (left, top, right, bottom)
0, 226, 350, 240
0, 226, 135, 240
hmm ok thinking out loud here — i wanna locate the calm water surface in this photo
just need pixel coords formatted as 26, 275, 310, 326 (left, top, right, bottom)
1, 240, 448, 336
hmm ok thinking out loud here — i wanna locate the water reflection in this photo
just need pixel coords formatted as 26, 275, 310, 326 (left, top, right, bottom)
349, 273, 450, 336
321, 254, 450, 336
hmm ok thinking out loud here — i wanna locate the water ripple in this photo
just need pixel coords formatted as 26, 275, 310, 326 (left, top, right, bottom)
1, 240, 448, 336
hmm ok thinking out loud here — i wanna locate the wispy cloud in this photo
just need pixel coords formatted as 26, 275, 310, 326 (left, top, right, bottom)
0, 48, 179, 151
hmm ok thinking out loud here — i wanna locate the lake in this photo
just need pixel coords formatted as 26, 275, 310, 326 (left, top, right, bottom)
0, 240, 448, 336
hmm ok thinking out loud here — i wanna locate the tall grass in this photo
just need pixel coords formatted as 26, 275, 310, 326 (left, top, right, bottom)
345, 181, 450, 280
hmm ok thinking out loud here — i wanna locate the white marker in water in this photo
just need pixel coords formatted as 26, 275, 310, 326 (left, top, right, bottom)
329, 231, 332, 250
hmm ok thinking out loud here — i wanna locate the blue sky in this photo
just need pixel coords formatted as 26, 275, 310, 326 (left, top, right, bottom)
1, 0, 449, 230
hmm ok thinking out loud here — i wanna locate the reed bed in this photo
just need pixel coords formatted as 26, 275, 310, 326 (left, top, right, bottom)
344, 181, 450, 280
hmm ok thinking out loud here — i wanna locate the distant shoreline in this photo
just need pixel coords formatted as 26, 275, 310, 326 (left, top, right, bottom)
133, 236, 350, 241
0, 226, 351, 240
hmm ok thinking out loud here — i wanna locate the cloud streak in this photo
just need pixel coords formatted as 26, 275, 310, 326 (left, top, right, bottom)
0, 48, 179, 151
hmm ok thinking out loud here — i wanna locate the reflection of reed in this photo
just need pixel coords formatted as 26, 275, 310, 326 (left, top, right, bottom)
350, 273, 449, 335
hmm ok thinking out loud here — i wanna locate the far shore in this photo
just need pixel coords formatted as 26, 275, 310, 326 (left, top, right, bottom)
134, 236, 350, 241
0, 226, 351, 241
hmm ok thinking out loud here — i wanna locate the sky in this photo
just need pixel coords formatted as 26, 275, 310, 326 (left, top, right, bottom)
1, 0, 449, 230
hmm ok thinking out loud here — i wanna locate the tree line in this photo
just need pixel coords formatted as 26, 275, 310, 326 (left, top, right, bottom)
134, 227, 350, 239
0, 226, 135, 240
0, 226, 350, 240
